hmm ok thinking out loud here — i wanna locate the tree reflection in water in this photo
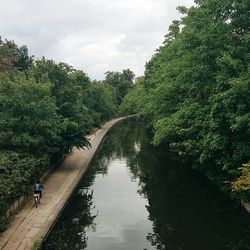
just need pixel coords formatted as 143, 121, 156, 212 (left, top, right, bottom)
43, 172, 97, 249
127, 123, 250, 250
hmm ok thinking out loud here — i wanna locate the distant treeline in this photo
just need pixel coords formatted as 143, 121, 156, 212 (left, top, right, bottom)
0, 37, 134, 230
122, 0, 249, 202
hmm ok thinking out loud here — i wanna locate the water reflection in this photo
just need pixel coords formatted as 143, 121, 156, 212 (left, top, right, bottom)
127, 126, 250, 250
43, 119, 250, 250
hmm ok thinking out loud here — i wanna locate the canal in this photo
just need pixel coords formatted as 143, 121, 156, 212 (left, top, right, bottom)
42, 119, 250, 250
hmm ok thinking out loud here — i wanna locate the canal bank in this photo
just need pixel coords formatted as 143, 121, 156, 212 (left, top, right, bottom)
0, 116, 133, 250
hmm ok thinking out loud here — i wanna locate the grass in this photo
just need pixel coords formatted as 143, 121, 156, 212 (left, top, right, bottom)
32, 241, 41, 250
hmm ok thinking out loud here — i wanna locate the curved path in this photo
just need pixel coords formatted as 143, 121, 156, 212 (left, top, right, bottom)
0, 117, 131, 250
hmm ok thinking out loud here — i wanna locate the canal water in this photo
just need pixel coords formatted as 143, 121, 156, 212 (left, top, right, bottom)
42, 119, 250, 250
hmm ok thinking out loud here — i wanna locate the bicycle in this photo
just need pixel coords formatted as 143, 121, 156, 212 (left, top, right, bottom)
34, 193, 40, 208
33, 180, 43, 208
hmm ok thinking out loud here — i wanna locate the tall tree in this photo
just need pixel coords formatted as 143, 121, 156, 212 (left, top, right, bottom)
105, 69, 135, 104
122, 0, 250, 200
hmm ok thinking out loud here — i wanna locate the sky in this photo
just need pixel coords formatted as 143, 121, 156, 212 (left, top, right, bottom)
0, 0, 194, 80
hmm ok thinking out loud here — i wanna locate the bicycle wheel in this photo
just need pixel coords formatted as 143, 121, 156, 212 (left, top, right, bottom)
34, 196, 39, 208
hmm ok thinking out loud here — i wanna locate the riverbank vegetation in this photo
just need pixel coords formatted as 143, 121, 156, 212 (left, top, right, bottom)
122, 0, 250, 202
0, 38, 134, 230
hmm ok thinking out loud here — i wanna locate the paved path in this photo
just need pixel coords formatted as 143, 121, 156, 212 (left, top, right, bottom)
0, 117, 129, 250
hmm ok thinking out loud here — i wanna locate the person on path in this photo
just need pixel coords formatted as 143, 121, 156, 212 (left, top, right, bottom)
34, 180, 44, 199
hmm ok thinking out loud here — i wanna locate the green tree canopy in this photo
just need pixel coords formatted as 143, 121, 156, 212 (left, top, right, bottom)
122, 0, 250, 201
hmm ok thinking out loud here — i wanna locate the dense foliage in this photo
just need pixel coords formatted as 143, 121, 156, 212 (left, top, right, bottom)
0, 38, 134, 230
122, 0, 250, 201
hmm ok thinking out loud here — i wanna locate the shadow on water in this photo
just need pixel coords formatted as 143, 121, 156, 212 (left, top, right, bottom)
42, 119, 250, 250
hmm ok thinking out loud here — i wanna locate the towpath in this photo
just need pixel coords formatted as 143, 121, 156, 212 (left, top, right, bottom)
0, 117, 129, 250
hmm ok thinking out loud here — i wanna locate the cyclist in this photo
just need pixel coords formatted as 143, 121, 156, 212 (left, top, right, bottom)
34, 180, 44, 199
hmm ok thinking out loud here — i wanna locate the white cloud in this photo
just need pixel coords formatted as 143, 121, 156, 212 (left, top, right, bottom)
0, 0, 194, 79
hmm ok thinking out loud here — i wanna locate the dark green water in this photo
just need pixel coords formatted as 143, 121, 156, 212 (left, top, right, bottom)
42, 120, 250, 250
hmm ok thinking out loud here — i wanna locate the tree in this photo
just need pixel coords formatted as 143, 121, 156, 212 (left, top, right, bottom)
32, 59, 91, 153
105, 69, 135, 104
0, 72, 61, 156
0, 38, 32, 72
122, 1, 250, 201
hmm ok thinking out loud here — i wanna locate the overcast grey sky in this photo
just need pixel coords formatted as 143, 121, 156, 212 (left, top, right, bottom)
0, 0, 194, 80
